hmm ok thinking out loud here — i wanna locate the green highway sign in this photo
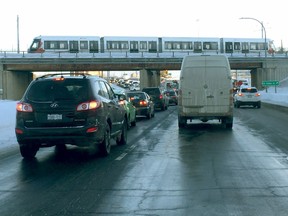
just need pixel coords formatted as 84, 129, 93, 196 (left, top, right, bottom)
262, 80, 280, 86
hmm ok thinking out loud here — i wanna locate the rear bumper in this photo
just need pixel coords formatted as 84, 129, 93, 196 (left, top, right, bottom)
15, 124, 104, 147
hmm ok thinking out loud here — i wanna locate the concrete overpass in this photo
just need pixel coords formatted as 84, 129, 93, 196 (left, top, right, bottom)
1, 52, 288, 100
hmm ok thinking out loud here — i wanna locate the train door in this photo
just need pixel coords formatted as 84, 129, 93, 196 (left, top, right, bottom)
148, 41, 157, 53
225, 42, 233, 53
194, 41, 202, 53
241, 42, 249, 53
89, 41, 99, 53
130, 41, 139, 53
69, 41, 79, 53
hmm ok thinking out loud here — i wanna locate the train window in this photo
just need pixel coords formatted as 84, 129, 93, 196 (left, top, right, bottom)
107, 41, 119, 49
44, 41, 58, 49
194, 42, 202, 52
173, 42, 181, 50
203, 42, 218, 50
182, 42, 193, 50
89, 41, 99, 52
242, 42, 249, 53
120, 41, 129, 49
140, 41, 148, 50
234, 42, 241, 50
80, 41, 88, 49
250, 43, 257, 50
59, 41, 68, 49
164, 42, 172, 50
257, 42, 265, 50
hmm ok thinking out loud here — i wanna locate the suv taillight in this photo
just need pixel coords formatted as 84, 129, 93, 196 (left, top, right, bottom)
255, 93, 261, 97
77, 100, 101, 111
16, 102, 33, 112
139, 100, 148, 106
159, 94, 163, 99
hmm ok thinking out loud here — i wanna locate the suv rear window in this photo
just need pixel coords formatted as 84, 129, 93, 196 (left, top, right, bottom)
142, 88, 160, 95
27, 79, 88, 102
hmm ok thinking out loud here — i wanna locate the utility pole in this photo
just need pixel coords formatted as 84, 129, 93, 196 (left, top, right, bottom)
17, 15, 20, 53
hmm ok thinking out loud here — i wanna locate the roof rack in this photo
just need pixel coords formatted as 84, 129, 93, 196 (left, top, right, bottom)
36, 72, 90, 80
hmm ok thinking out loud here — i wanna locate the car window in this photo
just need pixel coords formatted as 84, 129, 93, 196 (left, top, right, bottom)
127, 93, 145, 100
104, 82, 116, 100
27, 80, 85, 101
241, 88, 257, 93
98, 81, 110, 99
143, 88, 160, 95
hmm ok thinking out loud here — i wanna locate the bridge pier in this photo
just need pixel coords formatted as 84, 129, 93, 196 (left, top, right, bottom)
139, 69, 161, 90
0, 66, 32, 100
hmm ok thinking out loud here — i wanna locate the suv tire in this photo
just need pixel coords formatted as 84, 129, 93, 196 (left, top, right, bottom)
99, 123, 111, 156
20, 144, 39, 159
116, 118, 128, 145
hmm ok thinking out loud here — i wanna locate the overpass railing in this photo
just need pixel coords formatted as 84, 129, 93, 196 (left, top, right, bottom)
1, 50, 288, 59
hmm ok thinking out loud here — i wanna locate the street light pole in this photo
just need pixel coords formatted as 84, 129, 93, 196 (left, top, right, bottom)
239, 17, 267, 59
240, 17, 267, 89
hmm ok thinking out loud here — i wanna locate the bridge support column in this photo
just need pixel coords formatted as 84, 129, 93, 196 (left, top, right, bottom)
0, 67, 32, 100
139, 69, 161, 89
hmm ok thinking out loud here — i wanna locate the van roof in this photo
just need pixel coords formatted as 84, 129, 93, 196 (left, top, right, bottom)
181, 55, 230, 68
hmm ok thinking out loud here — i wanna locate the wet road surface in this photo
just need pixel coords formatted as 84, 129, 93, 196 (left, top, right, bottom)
0, 104, 288, 215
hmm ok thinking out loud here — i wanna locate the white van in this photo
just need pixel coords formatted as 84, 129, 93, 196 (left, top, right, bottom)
178, 55, 233, 128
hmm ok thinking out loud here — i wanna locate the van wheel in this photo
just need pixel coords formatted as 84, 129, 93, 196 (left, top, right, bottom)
222, 117, 233, 129
178, 116, 187, 128
99, 123, 111, 156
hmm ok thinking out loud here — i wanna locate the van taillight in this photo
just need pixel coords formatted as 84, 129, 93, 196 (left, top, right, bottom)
16, 102, 33, 112
77, 100, 101, 111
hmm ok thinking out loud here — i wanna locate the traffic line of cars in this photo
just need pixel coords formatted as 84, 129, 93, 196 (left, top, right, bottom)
15, 75, 177, 159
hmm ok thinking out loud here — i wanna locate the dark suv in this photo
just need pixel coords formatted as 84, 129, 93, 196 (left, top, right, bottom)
15, 73, 128, 159
142, 87, 169, 111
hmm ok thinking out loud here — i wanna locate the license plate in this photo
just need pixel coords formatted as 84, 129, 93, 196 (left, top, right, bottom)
247, 95, 252, 98
47, 114, 62, 120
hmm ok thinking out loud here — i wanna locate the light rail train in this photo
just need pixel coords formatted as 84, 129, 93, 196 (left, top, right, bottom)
28, 35, 275, 55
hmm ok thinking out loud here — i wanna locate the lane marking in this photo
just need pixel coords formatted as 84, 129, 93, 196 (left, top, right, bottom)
115, 145, 136, 161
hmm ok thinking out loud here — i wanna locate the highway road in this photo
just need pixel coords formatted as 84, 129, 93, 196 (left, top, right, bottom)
0, 104, 288, 215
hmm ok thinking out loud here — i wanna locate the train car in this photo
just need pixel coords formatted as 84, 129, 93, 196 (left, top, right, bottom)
28, 35, 275, 55
220, 38, 273, 54
100, 36, 160, 53
161, 37, 220, 53
28, 36, 101, 53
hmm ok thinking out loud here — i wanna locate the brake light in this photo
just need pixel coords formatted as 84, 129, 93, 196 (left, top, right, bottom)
159, 95, 163, 99
255, 93, 261, 97
86, 127, 98, 133
16, 102, 33, 112
238, 93, 243, 96
53, 77, 65, 81
139, 100, 148, 106
15, 128, 24, 134
119, 100, 125, 105
77, 100, 101, 111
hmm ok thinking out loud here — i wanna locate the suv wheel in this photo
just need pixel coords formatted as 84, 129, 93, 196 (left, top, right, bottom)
99, 123, 111, 156
20, 144, 39, 159
116, 118, 128, 145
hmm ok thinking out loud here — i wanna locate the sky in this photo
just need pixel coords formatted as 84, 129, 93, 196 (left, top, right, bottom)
1, 83, 288, 150
0, 0, 287, 52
